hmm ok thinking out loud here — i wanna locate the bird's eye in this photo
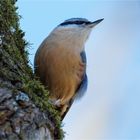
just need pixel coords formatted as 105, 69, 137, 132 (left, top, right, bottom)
85, 22, 91, 25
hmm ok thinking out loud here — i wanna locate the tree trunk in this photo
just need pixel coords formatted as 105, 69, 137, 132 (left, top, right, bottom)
0, 0, 63, 139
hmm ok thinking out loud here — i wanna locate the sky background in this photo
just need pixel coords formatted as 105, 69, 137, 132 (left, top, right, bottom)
17, 0, 140, 139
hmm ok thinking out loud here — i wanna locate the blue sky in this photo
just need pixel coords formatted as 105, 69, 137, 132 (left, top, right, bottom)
17, 1, 140, 139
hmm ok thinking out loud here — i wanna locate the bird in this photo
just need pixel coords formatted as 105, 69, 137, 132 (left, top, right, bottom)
34, 18, 103, 120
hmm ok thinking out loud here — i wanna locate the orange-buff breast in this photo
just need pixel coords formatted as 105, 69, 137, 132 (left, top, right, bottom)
35, 42, 85, 107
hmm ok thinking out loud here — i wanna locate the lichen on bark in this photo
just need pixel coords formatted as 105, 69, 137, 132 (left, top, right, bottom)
0, 0, 64, 139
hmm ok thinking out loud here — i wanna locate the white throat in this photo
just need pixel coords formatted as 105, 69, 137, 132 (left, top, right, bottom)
49, 25, 91, 53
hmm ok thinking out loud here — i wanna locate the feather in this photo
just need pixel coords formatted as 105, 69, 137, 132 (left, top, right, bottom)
75, 51, 88, 99
61, 51, 88, 120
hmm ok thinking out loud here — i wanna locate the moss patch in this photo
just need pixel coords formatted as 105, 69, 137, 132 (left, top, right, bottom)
0, 0, 64, 139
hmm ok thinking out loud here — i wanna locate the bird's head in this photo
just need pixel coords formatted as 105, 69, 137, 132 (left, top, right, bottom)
53, 18, 104, 42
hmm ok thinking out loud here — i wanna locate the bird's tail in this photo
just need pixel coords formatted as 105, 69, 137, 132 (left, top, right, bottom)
61, 98, 74, 121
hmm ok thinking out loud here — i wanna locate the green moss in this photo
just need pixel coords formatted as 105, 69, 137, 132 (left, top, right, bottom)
0, 0, 64, 139
22, 79, 64, 139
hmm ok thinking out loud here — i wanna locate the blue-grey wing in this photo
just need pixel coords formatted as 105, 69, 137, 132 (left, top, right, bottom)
75, 51, 88, 99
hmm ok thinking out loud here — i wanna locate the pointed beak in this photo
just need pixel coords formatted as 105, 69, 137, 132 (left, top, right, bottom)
88, 18, 104, 28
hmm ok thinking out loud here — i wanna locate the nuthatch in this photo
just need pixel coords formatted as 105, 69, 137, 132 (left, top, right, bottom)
34, 18, 103, 120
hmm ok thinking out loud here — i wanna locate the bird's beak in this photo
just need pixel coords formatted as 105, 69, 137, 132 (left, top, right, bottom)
88, 18, 104, 28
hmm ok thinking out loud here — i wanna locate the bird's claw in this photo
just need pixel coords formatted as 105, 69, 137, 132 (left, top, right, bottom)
49, 99, 61, 107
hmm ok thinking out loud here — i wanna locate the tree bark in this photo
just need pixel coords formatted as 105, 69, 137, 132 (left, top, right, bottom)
0, 84, 52, 140
0, 0, 63, 139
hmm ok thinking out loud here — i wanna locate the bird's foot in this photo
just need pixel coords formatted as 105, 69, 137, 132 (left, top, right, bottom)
49, 99, 61, 107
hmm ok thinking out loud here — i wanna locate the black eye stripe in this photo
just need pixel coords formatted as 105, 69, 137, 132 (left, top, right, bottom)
60, 21, 91, 26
